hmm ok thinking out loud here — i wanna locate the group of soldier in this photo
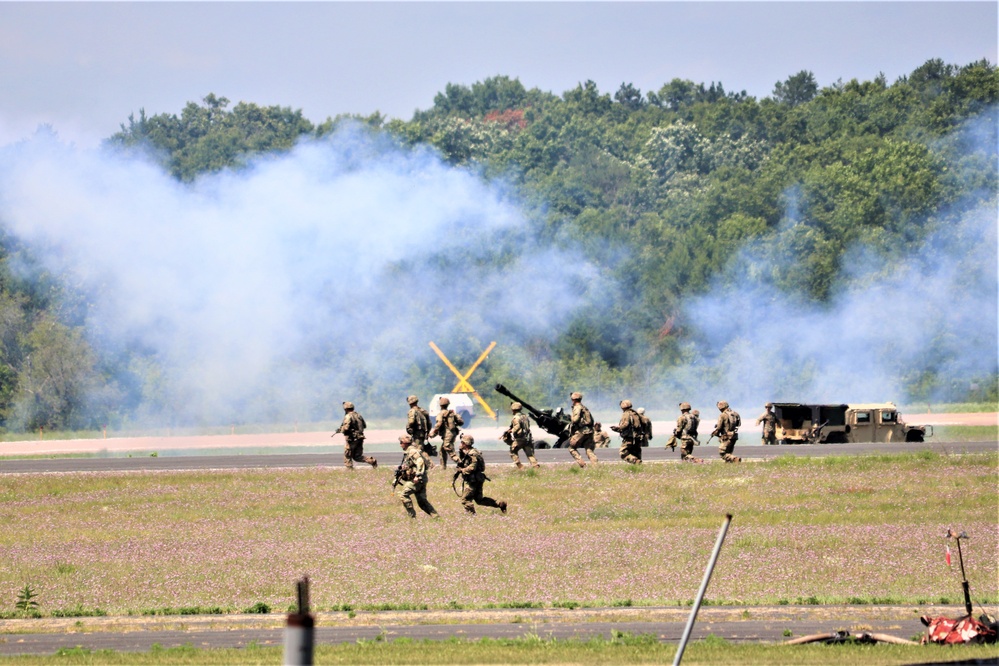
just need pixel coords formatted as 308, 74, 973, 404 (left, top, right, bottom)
335, 393, 778, 519
334, 396, 507, 520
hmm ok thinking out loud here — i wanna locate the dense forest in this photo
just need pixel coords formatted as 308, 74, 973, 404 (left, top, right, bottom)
0, 59, 996, 431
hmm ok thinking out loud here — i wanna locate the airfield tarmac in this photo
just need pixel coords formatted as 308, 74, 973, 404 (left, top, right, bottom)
0, 604, 978, 656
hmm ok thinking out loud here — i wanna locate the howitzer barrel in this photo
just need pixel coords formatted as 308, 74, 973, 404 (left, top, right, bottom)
494, 384, 543, 419
494, 384, 571, 446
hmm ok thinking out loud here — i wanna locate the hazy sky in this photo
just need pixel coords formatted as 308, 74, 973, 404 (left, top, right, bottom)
1, 2, 997, 146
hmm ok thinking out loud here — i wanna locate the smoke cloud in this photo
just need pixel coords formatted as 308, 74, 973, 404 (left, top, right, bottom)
0, 125, 600, 426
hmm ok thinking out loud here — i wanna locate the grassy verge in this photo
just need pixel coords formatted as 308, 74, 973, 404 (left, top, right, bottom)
2, 635, 998, 665
930, 425, 998, 441
0, 453, 995, 615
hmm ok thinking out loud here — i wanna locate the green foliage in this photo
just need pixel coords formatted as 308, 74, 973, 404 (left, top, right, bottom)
15, 583, 39, 615
1, 59, 996, 433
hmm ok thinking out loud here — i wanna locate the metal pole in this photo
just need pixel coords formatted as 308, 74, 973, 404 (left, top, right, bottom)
673, 513, 733, 666
283, 577, 314, 666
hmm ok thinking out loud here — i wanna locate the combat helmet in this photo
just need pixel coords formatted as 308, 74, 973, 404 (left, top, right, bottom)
342, 401, 355, 410
620, 399, 633, 409
439, 396, 450, 406
570, 392, 583, 401
636, 407, 645, 415
717, 400, 729, 410
460, 433, 474, 446
679, 402, 691, 411
407, 395, 419, 405
510, 402, 522, 411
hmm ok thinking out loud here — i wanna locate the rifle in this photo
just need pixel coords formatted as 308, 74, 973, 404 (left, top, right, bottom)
391, 454, 407, 490
495, 384, 571, 448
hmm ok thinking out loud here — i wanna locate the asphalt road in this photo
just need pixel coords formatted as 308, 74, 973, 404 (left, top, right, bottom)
0, 606, 959, 656
1, 439, 995, 474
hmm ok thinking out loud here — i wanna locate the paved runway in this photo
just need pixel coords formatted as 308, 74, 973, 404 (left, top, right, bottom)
1, 439, 994, 474
0, 606, 949, 656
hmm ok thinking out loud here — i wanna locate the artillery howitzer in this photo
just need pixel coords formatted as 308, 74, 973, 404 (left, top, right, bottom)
494, 384, 571, 448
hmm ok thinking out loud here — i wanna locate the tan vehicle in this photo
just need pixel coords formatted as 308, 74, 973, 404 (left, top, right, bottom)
772, 402, 932, 444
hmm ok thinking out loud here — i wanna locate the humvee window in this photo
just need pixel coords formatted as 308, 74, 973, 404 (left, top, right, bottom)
881, 411, 897, 423
855, 412, 871, 424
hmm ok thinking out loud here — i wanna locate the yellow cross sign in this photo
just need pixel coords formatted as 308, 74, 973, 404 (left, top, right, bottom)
428, 341, 497, 420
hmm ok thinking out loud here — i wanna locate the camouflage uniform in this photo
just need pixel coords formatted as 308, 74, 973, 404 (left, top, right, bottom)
505, 406, 540, 469
673, 402, 699, 461
713, 401, 741, 463
456, 435, 507, 515
406, 396, 435, 469
636, 408, 653, 447
755, 404, 777, 446
612, 400, 643, 465
338, 403, 377, 469
395, 436, 438, 518
428, 399, 463, 469
593, 423, 611, 448
567, 392, 598, 467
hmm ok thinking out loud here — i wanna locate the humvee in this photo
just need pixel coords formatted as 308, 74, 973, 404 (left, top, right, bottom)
772, 402, 932, 444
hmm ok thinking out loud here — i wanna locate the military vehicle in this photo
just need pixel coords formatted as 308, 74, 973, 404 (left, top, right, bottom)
772, 402, 932, 444
428, 393, 475, 428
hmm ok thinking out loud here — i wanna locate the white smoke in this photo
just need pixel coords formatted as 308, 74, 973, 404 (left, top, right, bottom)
0, 125, 600, 425
675, 193, 998, 412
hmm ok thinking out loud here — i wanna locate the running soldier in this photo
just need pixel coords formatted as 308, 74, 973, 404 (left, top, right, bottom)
502, 402, 540, 469
428, 396, 463, 469
394, 435, 438, 519
455, 434, 507, 515
611, 399, 643, 465
593, 422, 611, 448
406, 395, 435, 469
567, 391, 598, 468
335, 401, 377, 470
674, 402, 702, 462
712, 400, 742, 463
636, 407, 653, 447
756, 403, 778, 446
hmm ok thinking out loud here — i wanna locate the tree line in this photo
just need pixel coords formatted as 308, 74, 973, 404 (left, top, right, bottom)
0, 59, 995, 431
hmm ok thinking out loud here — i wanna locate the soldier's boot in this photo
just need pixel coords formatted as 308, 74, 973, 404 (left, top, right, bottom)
569, 450, 586, 468
515, 460, 524, 469
528, 456, 541, 468
498, 500, 507, 514
586, 450, 599, 464
464, 506, 476, 515
625, 455, 641, 465
367, 457, 378, 468
402, 501, 416, 518
511, 454, 523, 469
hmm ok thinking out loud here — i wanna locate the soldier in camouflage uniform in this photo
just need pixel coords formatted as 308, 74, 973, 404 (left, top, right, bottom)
636, 408, 653, 447
455, 434, 507, 515
394, 435, 439, 518
336, 401, 377, 470
755, 403, 778, 446
611, 399, 643, 465
503, 402, 540, 469
673, 402, 702, 462
712, 400, 742, 463
406, 395, 435, 469
567, 391, 598, 468
428, 396, 463, 469
593, 422, 611, 448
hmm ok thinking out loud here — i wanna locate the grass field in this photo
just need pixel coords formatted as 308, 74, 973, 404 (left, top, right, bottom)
1, 452, 995, 616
